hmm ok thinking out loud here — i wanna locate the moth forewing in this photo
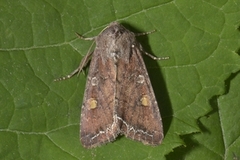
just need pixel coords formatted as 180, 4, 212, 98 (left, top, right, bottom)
80, 47, 120, 148
116, 45, 164, 145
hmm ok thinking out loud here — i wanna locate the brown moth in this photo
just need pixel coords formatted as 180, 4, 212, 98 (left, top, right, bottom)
55, 22, 168, 148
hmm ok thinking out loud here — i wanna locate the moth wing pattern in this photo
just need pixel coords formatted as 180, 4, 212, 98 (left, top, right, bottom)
80, 49, 120, 148
116, 44, 164, 145
75, 22, 165, 148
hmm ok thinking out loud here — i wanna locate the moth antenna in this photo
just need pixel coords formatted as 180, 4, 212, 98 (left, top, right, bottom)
75, 32, 96, 41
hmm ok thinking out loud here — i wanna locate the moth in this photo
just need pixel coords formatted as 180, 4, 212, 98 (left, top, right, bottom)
55, 22, 168, 148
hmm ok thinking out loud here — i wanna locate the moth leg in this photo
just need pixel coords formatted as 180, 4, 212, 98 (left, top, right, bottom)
54, 51, 93, 81
134, 30, 156, 36
54, 32, 97, 81
54, 67, 81, 81
137, 45, 169, 60
134, 31, 169, 60
143, 51, 169, 60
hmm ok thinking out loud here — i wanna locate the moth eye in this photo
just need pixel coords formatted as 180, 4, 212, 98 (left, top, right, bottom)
137, 75, 145, 84
116, 28, 124, 34
140, 95, 151, 107
111, 28, 124, 37
87, 98, 98, 110
91, 77, 98, 86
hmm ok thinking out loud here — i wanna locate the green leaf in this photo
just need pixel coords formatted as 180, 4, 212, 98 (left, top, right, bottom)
0, 0, 240, 159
